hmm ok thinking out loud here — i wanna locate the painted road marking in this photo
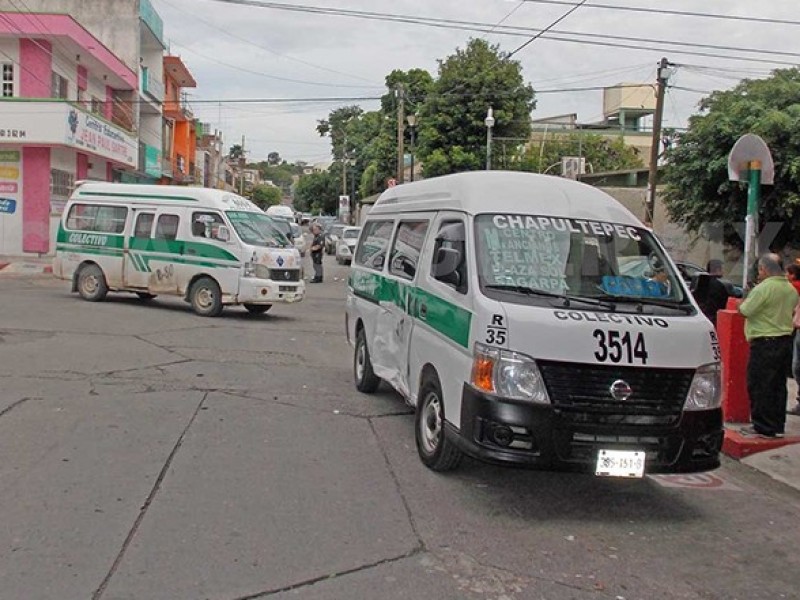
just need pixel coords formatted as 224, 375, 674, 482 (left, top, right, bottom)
648, 473, 742, 491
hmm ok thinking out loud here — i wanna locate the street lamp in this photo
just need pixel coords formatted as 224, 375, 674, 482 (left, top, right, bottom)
485, 106, 495, 170
406, 113, 417, 182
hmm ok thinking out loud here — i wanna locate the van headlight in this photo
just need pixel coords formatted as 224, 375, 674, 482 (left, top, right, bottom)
243, 263, 270, 279
470, 342, 550, 404
684, 363, 721, 411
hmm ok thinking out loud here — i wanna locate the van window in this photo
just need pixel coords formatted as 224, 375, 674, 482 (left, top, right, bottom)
354, 220, 393, 271
155, 214, 180, 241
66, 203, 127, 234
134, 213, 154, 238
389, 220, 429, 281
191, 212, 225, 239
431, 220, 467, 294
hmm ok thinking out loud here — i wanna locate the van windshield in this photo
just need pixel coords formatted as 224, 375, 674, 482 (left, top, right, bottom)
226, 211, 290, 248
475, 213, 689, 307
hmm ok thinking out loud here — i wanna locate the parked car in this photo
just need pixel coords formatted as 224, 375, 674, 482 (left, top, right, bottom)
290, 222, 307, 256
335, 226, 361, 264
324, 224, 345, 254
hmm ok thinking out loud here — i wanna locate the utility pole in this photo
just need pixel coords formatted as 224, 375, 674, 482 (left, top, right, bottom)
341, 136, 348, 196
396, 85, 405, 184
239, 134, 245, 196
645, 57, 672, 227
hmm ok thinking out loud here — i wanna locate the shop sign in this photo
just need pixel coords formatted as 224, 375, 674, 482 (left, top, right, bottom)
0, 165, 19, 179
0, 182, 17, 193
0, 150, 20, 162
0, 198, 16, 214
144, 144, 162, 178
65, 108, 136, 167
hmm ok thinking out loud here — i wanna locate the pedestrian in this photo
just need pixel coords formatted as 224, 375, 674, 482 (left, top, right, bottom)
787, 264, 800, 295
738, 254, 798, 437
698, 259, 730, 327
309, 222, 324, 283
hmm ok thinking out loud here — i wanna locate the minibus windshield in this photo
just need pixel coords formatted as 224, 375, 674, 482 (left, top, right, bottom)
227, 211, 291, 248
475, 214, 688, 305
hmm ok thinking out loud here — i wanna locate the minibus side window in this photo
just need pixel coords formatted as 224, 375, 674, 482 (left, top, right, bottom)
155, 214, 179, 241
354, 220, 393, 271
134, 213, 154, 238
389, 220, 429, 281
431, 220, 467, 294
66, 203, 127, 234
191, 212, 225, 239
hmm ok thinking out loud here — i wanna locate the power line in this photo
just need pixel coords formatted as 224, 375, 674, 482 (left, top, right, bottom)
200, 0, 800, 66
157, 0, 376, 84
519, 0, 800, 27
509, 0, 588, 57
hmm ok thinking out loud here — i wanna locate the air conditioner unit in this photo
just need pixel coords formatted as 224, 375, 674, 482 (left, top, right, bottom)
561, 156, 586, 179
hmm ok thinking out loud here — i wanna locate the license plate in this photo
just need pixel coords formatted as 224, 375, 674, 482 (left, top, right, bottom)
595, 449, 646, 478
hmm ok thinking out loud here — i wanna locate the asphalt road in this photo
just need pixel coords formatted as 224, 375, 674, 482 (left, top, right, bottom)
1, 256, 799, 600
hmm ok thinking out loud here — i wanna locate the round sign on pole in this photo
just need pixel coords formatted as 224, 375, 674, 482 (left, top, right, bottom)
728, 134, 774, 184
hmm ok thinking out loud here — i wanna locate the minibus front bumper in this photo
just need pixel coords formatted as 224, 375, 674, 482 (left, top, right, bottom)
453, 384, 723, 474
238, 277, 305, 304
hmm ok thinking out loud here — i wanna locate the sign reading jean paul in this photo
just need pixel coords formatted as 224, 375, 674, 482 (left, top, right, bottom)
65, 109, 136, 167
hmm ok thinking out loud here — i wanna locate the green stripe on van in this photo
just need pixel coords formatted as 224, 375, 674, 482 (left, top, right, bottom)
349, 270, 472, 349
77, 191, 199, 202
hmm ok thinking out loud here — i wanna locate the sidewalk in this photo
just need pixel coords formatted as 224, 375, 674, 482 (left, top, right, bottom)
729, 378, 800, 493
0, 255, 53, 276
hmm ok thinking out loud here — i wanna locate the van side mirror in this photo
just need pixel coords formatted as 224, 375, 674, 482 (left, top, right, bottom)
432, 247, 461, 285
215, 225, 231, 242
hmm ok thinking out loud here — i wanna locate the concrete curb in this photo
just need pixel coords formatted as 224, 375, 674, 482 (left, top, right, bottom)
0, 261, 53, 276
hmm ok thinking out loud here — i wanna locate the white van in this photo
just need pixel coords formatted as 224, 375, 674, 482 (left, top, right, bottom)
54, 182, 304, 316
266, 204, 295, 221
346, 172, 722, 476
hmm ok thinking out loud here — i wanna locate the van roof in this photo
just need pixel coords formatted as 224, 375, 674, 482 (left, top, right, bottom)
369, 171, 643, 227
70, 182, 260, 212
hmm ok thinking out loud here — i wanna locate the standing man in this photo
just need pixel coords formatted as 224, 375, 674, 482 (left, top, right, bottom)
699, 259, 730, 327
309, 222, 324, 283
738, 254, 797, 437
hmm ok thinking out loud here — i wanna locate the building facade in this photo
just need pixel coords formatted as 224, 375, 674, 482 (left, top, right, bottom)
160, 55, 197, 185
0, 12, 140, 255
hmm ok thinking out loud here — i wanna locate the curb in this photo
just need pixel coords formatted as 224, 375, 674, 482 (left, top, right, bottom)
0, 262, 53, 276
722, 429, 800, 460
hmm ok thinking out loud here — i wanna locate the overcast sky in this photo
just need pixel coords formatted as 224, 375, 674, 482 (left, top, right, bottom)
150, 0, 799, 164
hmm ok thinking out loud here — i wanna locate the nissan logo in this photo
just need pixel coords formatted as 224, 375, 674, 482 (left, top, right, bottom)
610, 379, 633, 401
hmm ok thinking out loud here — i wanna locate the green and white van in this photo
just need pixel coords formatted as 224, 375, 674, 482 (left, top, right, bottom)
346, 171, 723, 477
54, 182, 304, 316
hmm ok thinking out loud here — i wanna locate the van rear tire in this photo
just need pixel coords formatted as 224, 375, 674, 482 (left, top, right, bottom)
244, 303, 272, 314
190, 277, 223, 317
77, 264, 108, 302
415, 372, 462, 472
354, 328, 380, 393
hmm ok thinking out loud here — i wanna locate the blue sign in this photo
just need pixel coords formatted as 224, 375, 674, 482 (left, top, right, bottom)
601, 275, 669, 298
0, 197, 16, 214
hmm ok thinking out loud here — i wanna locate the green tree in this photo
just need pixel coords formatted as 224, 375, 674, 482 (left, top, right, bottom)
518, 133, 642, 173
267, 151, 281, 166
663, 68, 800, 246
250, 184, 282, 209
418, 38, 535, 177
229, 144, 244, 160
294, 170, 340, 215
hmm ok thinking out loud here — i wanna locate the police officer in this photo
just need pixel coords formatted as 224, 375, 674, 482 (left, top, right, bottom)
309, 222, 324, 283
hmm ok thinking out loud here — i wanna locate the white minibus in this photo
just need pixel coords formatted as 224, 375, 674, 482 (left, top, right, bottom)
54, 182, 304, 316
346, 172, 722, 477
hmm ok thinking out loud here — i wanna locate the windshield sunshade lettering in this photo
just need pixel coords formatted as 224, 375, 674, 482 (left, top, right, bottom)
492, 214, 641, 241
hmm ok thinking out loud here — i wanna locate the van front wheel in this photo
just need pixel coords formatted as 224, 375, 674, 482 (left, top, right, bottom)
190, 277, 223, 317
354, 328, 380, 393
77, 264, 108, 302
415, 373, 462, 472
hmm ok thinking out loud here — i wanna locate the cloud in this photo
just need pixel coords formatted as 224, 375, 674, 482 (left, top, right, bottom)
152, 0, 798, 161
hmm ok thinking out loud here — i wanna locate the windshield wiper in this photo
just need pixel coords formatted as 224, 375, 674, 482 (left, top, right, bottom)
485, 284, 616, 310
595, 293, 694, 314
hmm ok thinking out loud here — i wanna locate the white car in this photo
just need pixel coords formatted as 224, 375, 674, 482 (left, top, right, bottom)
290, 222, 307, 256
336, 226, 361, 265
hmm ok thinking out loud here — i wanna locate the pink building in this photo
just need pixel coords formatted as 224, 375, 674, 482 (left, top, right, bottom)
0, 13, 138, 256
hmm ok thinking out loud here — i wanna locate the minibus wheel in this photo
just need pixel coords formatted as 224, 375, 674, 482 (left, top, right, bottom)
77, 264, 108, 302
190, 277, 223, 317
244, 303, 272, 315
354, 328, 380, 393
415, 373, 462, 472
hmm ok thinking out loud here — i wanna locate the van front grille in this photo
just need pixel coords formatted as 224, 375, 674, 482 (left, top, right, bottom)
269, 269, 300, 282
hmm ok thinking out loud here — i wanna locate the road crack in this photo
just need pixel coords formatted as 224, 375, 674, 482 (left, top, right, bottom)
91, 391, 209, 600
0, 396, 34, 419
